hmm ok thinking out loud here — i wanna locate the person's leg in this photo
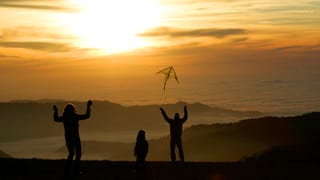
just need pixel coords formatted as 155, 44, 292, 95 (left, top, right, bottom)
74, 137, 82, 175
136, 156, 147, 179
170, 138, 176, 162
136, 156, 144, 172
65, 138, 74, 176
177, 138, 184, 162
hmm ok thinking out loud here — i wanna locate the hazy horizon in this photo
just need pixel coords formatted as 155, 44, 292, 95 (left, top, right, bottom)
1, 76, 320, 116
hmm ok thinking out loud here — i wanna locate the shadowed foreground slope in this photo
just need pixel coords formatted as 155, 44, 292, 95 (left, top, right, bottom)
1, 158, 320, 180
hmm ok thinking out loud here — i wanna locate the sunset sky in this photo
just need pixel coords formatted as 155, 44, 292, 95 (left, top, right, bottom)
0, 0, 319, 111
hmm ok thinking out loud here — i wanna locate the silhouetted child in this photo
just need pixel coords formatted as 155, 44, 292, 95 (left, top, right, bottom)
160, 105, 188, 162
134, 130, 148, 173
53, 100, 92, 176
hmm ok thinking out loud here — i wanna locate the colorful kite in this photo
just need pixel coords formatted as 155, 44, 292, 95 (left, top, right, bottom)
156, 66, 179, 97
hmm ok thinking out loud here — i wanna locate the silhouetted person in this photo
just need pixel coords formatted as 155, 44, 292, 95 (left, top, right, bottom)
134, 130, 148, 172
53, 100, 92, 176
160, 105, 188, 162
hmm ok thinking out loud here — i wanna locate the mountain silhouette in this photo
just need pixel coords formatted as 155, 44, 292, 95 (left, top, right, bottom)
244, 142, 320, 166
0, 100, 262, 142
0, 149, 12, 158
56, 112, 320, 161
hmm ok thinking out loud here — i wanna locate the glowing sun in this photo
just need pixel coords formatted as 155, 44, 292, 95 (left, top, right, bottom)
66, 0, 161, 54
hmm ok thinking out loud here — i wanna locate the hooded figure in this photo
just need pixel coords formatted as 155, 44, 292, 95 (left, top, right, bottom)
160, 105, 188, 162
53, 100, 92, 176
134, 129, 149, 172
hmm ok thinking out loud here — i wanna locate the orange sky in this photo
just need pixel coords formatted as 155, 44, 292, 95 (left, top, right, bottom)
0, 0, 319, 106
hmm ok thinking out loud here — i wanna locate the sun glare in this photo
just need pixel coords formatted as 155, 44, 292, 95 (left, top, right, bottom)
66, 0, 162, 54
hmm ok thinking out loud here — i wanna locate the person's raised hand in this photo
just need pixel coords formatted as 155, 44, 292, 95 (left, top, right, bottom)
87, 100, 93, 107
53, 105, 58, 112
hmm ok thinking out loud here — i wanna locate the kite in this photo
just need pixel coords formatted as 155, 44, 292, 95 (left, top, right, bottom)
156, 66, 179, 97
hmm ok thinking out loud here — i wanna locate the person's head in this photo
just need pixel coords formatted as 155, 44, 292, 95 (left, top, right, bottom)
137, 130, 146, 141
174, 113, 180, 120
63, 103, 76, 116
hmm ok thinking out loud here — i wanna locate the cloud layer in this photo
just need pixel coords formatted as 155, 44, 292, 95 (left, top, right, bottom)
0, 0, 77, 12
139, 27, 247, 39
0, 41, 73, 52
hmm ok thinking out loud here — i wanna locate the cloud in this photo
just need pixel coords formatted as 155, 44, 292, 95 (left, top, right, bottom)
0, 54, 20, 58
0, 41, 74, 52
0, 26, 73, 41
272, 45, 303, 52
138, 27, 247, 39
0, 27, 81, 53
230, 37, 249, 43
0, 0, 78, 12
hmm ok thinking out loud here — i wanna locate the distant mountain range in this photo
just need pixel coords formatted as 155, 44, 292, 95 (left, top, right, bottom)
56, 112, 320, 162
0, 150, 11, 158
0, 100, 262, 142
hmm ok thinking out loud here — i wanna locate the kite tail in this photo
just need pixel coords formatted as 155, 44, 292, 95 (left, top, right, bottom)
163, 80, 167, 98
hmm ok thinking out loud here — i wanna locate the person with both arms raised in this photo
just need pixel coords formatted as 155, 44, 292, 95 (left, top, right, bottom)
53, 100, 92, 176
160, 105, 188, 162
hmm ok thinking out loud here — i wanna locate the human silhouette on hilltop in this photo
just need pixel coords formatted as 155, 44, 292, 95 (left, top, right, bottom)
53, 100, 92, 176
160, 105, 188, 162
134, 130, 149, 172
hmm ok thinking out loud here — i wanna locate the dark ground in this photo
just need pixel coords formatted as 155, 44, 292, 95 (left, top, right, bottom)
1, 158, 320, 180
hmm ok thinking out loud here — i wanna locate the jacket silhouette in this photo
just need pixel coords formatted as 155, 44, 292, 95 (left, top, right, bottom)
134, 130, 148, 172
160, 105, 188, 162
53, 100, 92, 176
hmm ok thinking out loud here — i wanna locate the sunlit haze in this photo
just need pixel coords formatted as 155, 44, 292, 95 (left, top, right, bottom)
0, 0, 319, 114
